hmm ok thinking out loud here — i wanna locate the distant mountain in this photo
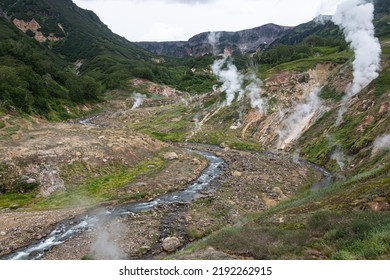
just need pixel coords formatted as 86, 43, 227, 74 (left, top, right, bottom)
136, 23, 291, 57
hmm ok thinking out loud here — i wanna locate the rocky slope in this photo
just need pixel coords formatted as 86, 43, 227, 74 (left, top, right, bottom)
0, 0, 389, 261
136, 23, 291, 57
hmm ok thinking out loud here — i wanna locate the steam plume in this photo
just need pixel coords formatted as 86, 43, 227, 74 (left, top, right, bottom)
245, 73, 268, 115
332, 0, 381, 125
91, 216, 125, 260
131, 92, 145, 110
211, 55, 244, 106
208, 31, 220, 55
277, 88, 322, 149
373, 133, 390, 152
331, 146, 346, 170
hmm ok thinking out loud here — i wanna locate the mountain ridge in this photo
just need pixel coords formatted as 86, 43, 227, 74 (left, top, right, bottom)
136, 23, 292, 57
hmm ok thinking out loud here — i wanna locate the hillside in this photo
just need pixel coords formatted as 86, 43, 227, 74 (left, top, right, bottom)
0, 0, 156, 87
0, 0, 220, 117
0, 15, 103, 120
136, 23, 291, 57
0, 0, 389, 261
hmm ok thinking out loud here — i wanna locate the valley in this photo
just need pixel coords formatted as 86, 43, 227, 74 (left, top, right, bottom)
0, 92, 320, 260
0, 0, 389, 261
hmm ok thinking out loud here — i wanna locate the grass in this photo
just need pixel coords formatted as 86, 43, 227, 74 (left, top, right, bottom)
0, 120, 5, 129
266, 50, 352, 75
5, 125, 20, 135
373, 66, 390, 97
173, 161, 390, 260
33, 156, 165, 209
0, 192, 37, 209
129, 104, 191, 142
319, 85, 344, 102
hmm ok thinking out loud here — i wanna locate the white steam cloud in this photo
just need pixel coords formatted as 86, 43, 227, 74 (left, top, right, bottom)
211, 55, 268, 115
91, 217, 125, 260
208, 31, 220, 55
331, 146, 346, 170
332, 0, 381, 125
277, 88, 322, 150
131, 92, 145, 110
373, 133, 390, 152
314, 14, 332, 25
211, 55, 245, 106
245, 73, 268, 115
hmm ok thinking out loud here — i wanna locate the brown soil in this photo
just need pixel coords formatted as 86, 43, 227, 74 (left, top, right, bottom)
0, 95, 318, 260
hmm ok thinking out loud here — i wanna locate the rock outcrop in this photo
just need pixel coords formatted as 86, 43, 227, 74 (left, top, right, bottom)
12, 18, 64, 43
136, 23, 291, 57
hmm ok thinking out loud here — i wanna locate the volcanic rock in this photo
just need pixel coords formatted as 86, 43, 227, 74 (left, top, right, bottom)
163, 152, 179, 160
162, 237, 181, 252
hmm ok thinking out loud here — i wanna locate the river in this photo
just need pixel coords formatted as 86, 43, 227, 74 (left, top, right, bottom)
6, 149, 225, 260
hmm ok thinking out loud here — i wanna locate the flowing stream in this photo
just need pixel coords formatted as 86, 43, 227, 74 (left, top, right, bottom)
6, 149, 225, 260
4, 113, 333, 260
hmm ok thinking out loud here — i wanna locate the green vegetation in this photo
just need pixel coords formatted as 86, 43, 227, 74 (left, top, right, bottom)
130, 104, 191, 142
264, 50, 351, 74
0, 156, 166, 209
0, 0, 389, 261
176, 164, 390, 259
35, 157, 165, 209
0, 192, 37, 209
205, 210, 390, 260
373, 66, 390, 96
0, 163, 38, 194
318, 85, 344, 102
0, 0, 218, 120
255, 20, 348, 67
0, 17, 102, 119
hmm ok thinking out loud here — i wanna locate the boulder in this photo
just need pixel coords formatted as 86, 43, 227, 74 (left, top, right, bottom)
26, 178, 36, 184
163, 152, 179, 160
162, 237, 181, 252
232, 171, 242, 177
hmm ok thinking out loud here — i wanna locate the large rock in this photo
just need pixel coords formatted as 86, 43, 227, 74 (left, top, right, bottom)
26, 178, 36, 184
38, 166, 65, 197
163, 152, 179, 160
162, 237, 181, 252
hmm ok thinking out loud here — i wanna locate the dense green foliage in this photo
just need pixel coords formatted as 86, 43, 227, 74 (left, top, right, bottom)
256, 21, 348, 65
374, 0, 390, 15
0, 0, 217, 119
0, 17, 102, 119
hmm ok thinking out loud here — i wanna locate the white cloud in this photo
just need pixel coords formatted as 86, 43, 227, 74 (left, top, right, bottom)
317, 0, 343, 15
73, 0, 337, 41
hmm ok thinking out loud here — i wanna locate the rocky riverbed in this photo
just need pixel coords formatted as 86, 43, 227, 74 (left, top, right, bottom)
0, 95, 324, 260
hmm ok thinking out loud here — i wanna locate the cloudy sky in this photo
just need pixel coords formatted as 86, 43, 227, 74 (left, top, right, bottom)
73, 0, 343, 42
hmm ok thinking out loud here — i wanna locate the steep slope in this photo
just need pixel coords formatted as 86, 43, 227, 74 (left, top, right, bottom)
0, 0, 217, 116
123, 1, 389, 260
0, 16, 102, 119
0, 0, 158, 88
136, 23, 291, 57
0, 0, 389, 261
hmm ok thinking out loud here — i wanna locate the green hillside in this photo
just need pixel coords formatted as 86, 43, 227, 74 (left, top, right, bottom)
0, 0, 388, 261
0, 0, 216, 118
0, 16, 102, 119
